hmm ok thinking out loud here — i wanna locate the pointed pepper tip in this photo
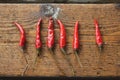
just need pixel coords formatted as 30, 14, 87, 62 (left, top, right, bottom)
76, 21, 79, 23
37, 18, 42, 26
57, 19, 61, 24
13, 22, 18, 25
94, 19, 98, 23
49, 17, 53, 20
38, 18, 42, 22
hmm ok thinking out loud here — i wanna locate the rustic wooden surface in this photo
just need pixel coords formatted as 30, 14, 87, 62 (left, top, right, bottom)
0, 4, 120, 77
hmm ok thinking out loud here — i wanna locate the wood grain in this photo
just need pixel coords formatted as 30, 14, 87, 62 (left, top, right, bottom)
0, 4, 119, 77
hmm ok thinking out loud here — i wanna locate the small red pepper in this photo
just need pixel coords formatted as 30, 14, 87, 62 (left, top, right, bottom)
57, 20, 76, 76
73, 21, 79, 50
47, 17, 54, 49
73, 21, 82, 67
94, 19, 103, 52
35, 18, 42, 50
14, 22, 26, 49
57, 20, 66, 48
34, 18, 42, 65
47, 17, 66, 76
13, 22, 28, 76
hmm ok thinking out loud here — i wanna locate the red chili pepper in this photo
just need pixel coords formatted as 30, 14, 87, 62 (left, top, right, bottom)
47, 17, 54, 48
47, 18, 66, 76
13, 22, 28, 76
57, 20, 76, 76
73, 21, 79, 50
73, 21, 82, 67
94, 19, 103, 52
35, 18, 42, 50
57, 20, 66, 48
14, 22, 26, 49
33, 18, 42, 65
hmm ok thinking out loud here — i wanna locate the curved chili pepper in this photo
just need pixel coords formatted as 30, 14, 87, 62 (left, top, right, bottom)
13, 22, 28, 76
14, 22, 26, 49
94, 19, 103, 52
73, 21, 79, 50
73, 21, 82, 67
57, 20, 76, 76
34, 18, 42, 65
47, 17, 66, 76
57, 20, 66, 48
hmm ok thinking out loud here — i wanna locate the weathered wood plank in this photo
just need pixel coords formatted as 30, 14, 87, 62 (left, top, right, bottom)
0, 4, 119, 76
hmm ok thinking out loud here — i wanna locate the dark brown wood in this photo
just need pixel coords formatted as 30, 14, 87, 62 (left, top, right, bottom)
0, 0, 120, 3
0, 4, 119, 76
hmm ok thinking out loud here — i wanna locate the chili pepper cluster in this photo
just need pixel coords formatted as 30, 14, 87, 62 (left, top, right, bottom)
14, 18, 103, 76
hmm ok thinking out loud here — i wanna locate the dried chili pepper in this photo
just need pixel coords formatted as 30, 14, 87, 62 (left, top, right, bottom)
34, 18, 42, 65
35, 18, 42, 54
73, 21, 82, 67
57, 20, 76, 76
94, 19, 103, 75
14, 22, 26, 50
47, 17, 54, 49
47, 17, 66, 76
94, 19, 103, 52
13, 22, 28, 76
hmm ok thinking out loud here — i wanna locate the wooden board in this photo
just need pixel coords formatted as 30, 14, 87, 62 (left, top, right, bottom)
0, 4, 119, 77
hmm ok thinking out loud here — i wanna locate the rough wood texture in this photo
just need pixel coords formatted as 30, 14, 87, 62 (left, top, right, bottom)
0, 4, 119, 77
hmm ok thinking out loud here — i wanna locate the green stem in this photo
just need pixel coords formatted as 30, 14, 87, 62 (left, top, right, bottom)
97, 44, 103, 76
22, 64, 28, 76
32, 49, 41, 71
21, 48, 28, 76
98, 44, 103, 53
74, 50, 83, 68
34, 49, 40, 65
49, 48, 66, 76
61, 48, 76, 76
33, 49, 49, 68
98, 50, 102, 76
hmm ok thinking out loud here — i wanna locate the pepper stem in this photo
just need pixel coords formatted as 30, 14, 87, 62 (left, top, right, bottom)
34, 49, 40, 65
22, 49, 28, 64
22, 64, 28, 76
21, 47, 28, 76
49, 48, 66, 76
74, 50, 83, 68
32, 48, 41, 70
98, 44, 103, 53
61, 48, 76, 76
